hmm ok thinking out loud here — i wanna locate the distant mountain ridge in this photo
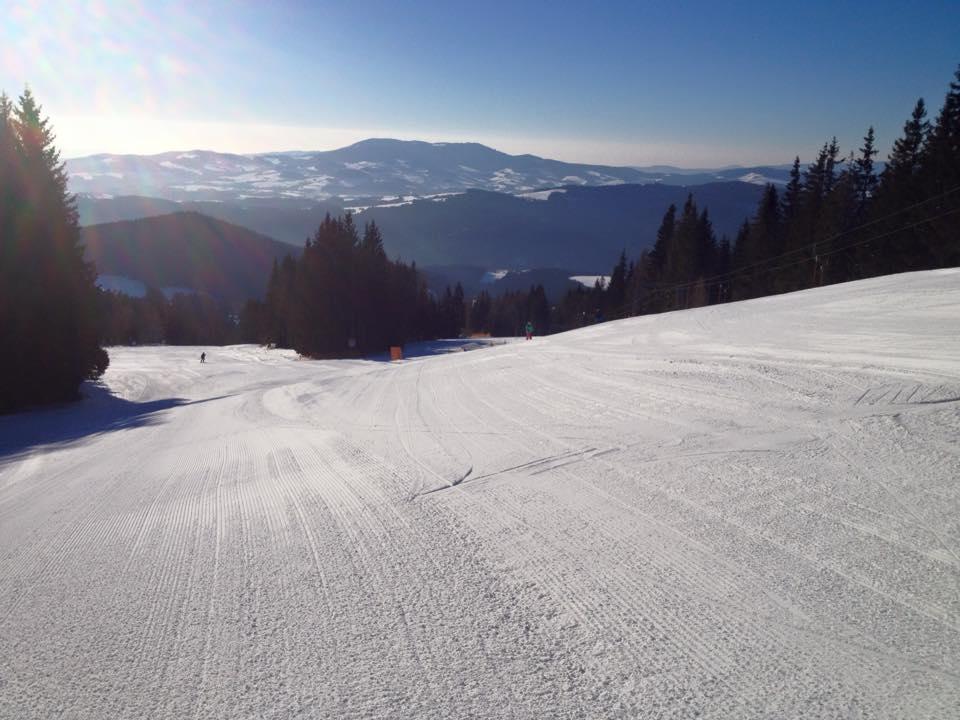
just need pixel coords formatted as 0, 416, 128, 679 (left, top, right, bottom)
76, 194, 343, 245
67, 138, 796, 202
78, 181, 763, 272
360, 182, 763, 271
72, 139, 768, 299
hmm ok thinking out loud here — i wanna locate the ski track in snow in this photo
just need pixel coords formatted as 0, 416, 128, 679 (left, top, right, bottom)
1, 270, 959, 718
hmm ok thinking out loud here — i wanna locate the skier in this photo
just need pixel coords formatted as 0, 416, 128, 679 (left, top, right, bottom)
200, 352, 206, 363
525, 320, 534, 340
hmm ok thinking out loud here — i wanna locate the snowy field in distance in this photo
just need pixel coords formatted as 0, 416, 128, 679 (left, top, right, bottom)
1, 269, 959, 718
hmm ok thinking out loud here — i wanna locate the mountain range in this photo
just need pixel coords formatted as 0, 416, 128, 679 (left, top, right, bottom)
71, 139, 773, 302
78, 180, 762, 275
67, 138, 794, 202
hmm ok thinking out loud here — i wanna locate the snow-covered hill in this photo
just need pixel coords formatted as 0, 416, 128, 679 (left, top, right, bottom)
66, 138, 796, 201
2, 270, 958, 718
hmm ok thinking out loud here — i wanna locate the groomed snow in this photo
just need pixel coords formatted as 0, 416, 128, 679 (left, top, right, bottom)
2, 270, 959, 718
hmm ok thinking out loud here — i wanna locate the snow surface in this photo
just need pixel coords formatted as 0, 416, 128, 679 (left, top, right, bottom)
518, 188, 567, 201
159, 160, 202, 175
571, 274, 610, 288
737, 172, 786, 186
481, 269, 510, 283
2, 270, 959, 718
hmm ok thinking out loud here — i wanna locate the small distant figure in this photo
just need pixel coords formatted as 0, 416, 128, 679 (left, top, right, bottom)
200, 352, 206, 363
594, 308, 604, 324
525, 321, 534, 340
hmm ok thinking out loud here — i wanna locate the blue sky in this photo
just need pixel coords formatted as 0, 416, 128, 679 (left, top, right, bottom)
2, 0, 958, 166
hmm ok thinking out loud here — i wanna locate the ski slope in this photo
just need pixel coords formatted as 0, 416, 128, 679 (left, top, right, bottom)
2, 270, 959, 718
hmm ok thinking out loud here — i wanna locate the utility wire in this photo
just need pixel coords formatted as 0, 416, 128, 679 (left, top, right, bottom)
589, 196, 960, 319
641, 183, 960, 296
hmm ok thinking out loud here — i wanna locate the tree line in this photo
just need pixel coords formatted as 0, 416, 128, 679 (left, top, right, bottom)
237, 217, 562, 350
573, 64, 960, 323
97, 288, 238, 347
238, 214, 440, 356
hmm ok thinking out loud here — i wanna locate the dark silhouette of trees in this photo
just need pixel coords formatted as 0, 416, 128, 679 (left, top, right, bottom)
97, 287, 238, 346
1, 88, 107, 413
240, 214, 437, 356
551, 64, 960, 329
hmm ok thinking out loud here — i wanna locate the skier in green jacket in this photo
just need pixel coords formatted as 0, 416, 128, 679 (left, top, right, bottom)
525, 321, 534, 340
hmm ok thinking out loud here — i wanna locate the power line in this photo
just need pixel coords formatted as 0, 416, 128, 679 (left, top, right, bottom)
592, 198, 960, 319
643, 183, 960, 296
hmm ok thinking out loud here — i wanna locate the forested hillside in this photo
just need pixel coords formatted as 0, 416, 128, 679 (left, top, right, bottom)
82, 211, 297, 308
564, 66, 960, 327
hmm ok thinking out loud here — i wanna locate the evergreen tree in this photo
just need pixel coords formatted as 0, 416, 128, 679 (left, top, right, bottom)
918, 65, 960, 268
868, 98, 931, 275
730, 220, 754, 300
605, 250, 629, 317
671, 195, 699, 279
715, 236, 732, 302
0, 88, 107, 413
361, 219, 386, 258
648, 203, 676, 280
645, 203, 676, 312
468, 290, 492, 334
823, 137, 842, 198
452, 282, 466, 336
852, 126, 878, 215
747, 184, 781, 295
695, 209, 717, 277
781, 156, 802, 222
884, 99, 930, 187
525, 284, 551, 334
820, 164, 859, 283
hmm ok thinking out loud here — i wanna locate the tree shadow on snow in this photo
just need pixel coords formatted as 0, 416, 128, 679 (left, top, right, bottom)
0, 382, 230, 461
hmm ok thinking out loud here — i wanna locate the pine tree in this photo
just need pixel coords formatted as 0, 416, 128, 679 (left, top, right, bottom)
695, 209, 717, 277
776, 156, 805, 293
748, 184, 781, 294
820, 164, 858, 283
823, 137, 842, 198
868, 98, 931, 275
526, 284, 551, 334
648, 203, 676, 281
730, 219, 754, 300
468, 290, 492, 334
452, 282, 466, 337
0, 93, 18, 379
884, 99, 930, 186
606, 250, 628, 317
852, 127, 878, 215
918, 65, 960, 267
1, 88, 107, 412
715, 236, 731, 302
781, 157, 802, 222
666, 194, 700, 308
923, 67, 960, 190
